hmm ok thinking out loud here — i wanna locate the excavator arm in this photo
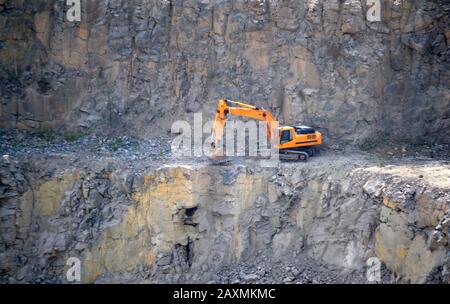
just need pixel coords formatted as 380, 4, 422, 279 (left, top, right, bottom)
210, 99, 278, 151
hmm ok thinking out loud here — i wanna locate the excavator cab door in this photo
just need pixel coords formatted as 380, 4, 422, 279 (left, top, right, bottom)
280, 130, 293, 145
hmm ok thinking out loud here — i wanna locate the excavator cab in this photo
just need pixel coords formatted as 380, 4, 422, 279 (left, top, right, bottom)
277, 126, 322, 150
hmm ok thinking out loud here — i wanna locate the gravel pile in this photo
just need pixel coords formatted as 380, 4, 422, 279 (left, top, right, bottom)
211, 253, 370, 284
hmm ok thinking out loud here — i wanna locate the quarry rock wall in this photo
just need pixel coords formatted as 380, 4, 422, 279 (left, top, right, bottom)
1, 157, 448, 283
0, 0, 449, 144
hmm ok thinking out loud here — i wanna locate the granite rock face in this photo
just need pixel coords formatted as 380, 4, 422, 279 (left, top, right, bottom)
1, 156, 448, 283
0, 0, 449, 144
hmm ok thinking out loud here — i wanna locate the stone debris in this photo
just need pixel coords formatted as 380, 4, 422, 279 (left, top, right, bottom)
0, 129, 171, 162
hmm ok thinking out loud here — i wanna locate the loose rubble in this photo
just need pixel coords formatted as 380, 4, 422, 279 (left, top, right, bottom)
0, 129, 171, 161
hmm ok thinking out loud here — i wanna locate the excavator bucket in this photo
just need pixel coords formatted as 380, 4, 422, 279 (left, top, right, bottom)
207, 145, 225, 160
207, 137, 230, 163
207, 146, 231, 165
211, 147, 224, 158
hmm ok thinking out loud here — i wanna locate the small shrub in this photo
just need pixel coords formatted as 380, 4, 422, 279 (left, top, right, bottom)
106, 137, 124, 152
63, 129, 90, 142
35, 130, 56, 143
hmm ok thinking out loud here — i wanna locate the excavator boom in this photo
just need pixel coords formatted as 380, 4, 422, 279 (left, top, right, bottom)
211, 99, 277, 148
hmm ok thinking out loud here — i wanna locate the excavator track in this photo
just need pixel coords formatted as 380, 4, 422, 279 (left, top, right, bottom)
279, 150, 309, 162
209, 159, 232, 166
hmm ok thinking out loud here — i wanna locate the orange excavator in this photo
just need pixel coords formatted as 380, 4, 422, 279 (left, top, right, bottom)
210, 99, 322, 161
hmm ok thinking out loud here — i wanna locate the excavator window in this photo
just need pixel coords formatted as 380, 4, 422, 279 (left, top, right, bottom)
280, 130, 292, 144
